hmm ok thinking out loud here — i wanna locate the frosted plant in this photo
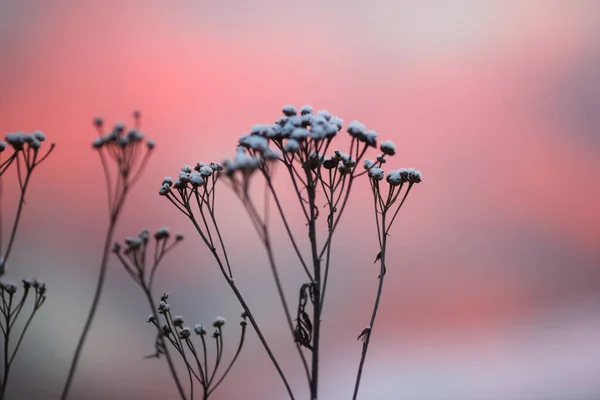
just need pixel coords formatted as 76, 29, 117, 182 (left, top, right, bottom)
0, 131, 54, 276
0, 279, 46, 399
0, 131, 54, 399
146, 294, 247, 400
160, 104, 421, 399
112, 227, 186, 399
61, 112, 155, 400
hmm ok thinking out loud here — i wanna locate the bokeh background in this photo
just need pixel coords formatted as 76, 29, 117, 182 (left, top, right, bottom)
1, 0, 599, 399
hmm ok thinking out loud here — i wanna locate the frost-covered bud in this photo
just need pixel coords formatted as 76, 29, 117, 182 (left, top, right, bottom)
179, 328, 191, 339
175, 233, 184, 241
172, 179, 182, 189
33, 130, 46, 142
263, 148, 281, 161
317, 110, 332, 121
178, 171, 191, 184
117, 136, 131, 147
239, 135, 269, 152
284, 139, 300, 153
127, 129, 144, 142
194, 324, 206, 335
93, 117, 104, 127
380, 140, 396, 156
407, 168, 422, 183
112, 242, 121, 253
291, 128, 308, 142
347, 121, 366, 138
282, 104, 297, 116
376, 154, 386, 164
386, 170, 403, 186
368, 167, 384, 181
173, 316, 184, 328
300, 105, 313, 115
322, 157, 338, 170
36, 280, 46, 294
22, 133, 34, 143
0, 141, 6, 152
209, 162, 223, 172
330, 116, 344, 130
155, 226, 170, 240
140, 229, 150, 243
159, 183, 170, 196
364, 130, 377, 147
92, 137, 104, 149
5, 282, 17, 295
22, 279, 33, 290
162, 177, 173, 187
114, 122, 126, 134
5, 133, 24, 150
189, 173, 205, 186
181, 165, 193, 173
158, 301, 170, 314
364, 159, 374, 170
29, 139, 41, 149
199, 165, 213, 177
213, 316, 226, 328
147, 140, 155, 149
147, 314, 156, 323
125, 236, 143, 250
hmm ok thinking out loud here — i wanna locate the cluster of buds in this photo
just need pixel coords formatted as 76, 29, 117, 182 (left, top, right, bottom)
0, 277, 47, 368
91, 111, 154, 178
159, 162, 223, 196
146, 294, 247, 397
0, 130, 55, 177
1, 131, 47, 152
113, 227, 183, 289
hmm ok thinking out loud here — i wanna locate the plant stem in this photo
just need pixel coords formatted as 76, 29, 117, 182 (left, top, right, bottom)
60, 190, 127, 400
144, 289, 187, 400
352, 212, 387, 400
306, 175, 321, 400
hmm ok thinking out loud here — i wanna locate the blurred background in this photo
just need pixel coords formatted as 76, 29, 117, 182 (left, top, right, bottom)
1, 0, 599, 399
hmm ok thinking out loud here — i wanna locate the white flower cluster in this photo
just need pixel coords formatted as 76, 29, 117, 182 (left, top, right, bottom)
159, 162, 222, 196
1, 131, 47, 152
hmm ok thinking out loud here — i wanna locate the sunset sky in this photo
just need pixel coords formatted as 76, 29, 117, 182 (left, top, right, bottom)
1, 1, 599, 399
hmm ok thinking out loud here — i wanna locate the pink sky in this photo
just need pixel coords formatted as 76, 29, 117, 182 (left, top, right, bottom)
1, 1, 599, 399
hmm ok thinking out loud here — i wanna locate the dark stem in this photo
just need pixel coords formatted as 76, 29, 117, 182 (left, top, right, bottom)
306, 174, 321, 400
60, 189, 127, 400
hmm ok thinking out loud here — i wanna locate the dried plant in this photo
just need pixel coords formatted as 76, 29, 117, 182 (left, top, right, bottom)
61, 112, 155, 400
0, 131, 53, 399
158, 104, 422, 399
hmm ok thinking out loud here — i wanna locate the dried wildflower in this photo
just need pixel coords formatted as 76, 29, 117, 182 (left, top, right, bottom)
173, 316, 184, 328
194, 324, 206, 335
368, 167, 384, 181
213, 316, 226, 328
380, 140, 396, 156
179, 327, 191, 339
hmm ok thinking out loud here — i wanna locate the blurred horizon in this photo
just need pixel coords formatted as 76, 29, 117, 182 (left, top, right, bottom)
1, 0, 599, 399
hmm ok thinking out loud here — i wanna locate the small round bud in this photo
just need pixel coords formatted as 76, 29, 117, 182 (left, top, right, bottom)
213, 316, 226, 328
